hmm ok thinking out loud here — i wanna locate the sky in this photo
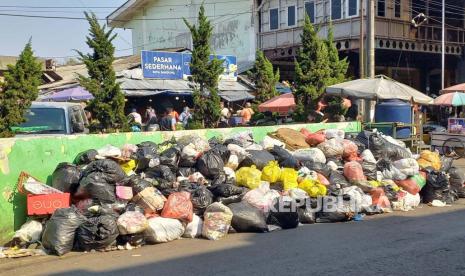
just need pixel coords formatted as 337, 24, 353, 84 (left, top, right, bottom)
0, 0, 133, 63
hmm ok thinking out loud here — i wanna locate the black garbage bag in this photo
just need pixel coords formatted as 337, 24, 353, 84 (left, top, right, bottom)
208, 183, 246, 198
228, 201, 268, 232
190, 185, 214, 215
159, 146, 180, 171
316, 212, 350, 223
355, 130, 374, 149
266, 198, 299, 229
196, 150, 224, 179
369, 133, 411, 161
216, 194, 243, 205
135, 143, 159, 172
125, 202, 145, 214
75, 149, 98, 165
178, 167, 197, 177
269, 145, 299, 169
441, 156, 454, 172
301, 161, 332, 177
209, 138, 231, 163
421, 169, 451, 203
42, 207, 86, 256
382, 184, 399, 201
52, 162, 81, 193
327, 171, 351, 193
145, 165, 176, 183
82, 159, 126, 184
210, 171, 228, 186
78, 172, 116, 203
362, 160, 378, 181
239, 150, 275, 170
75, 214, 119, 251
448, 167, 465, 198
344, 135, 366, 155
117, 233, 146, 247
298, 206, 316, 224
126, 176, 153, 195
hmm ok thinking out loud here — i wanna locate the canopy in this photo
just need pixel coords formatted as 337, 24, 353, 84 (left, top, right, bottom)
42, 86, 93, 102
219, 90, 255, 102
258, 93, 295, 115
440, 83, 465, 94
325, 75, 433, 105
434, 92, 465, 106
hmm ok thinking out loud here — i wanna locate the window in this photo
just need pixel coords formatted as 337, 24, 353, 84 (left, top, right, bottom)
305, 1, 315, 23
15, 108, 67, 134
331, 0, 342, 20
347, 0, 358, 17
377, 0, 385, 16
270, 8, 279, 30
394, 0, 401, 17
288, 6, 296, 26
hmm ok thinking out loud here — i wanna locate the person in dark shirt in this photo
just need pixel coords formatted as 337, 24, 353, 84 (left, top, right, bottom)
159, 109, 176, 131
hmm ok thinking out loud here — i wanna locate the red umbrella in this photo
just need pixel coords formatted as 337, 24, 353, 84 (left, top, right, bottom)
258, 93, 295, 115
440, 83, 465, 94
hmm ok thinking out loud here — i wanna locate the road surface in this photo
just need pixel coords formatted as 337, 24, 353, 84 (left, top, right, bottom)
2, 200, 465, 276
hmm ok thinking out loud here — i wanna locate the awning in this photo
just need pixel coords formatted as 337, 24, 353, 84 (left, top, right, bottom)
219, 90, 255, 102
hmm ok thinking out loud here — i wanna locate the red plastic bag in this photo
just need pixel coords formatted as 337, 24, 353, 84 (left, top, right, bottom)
370, 188, 391, 208
343, 161, 366, 182
316, 173, 330, 186
161, 191, 193, 223
342, 140, 358, 160
301, 129, 326, 146
395, 178, 421, 195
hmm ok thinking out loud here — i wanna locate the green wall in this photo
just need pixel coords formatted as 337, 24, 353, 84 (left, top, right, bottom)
0, 122, 360, 244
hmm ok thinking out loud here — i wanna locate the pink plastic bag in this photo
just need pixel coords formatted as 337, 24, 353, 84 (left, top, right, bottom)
161, 191, 193, 223
342, 140, 358, 160
343, 161, 366, 182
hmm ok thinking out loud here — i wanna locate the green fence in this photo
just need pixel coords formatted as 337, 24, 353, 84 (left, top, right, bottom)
0, 121, 361, 244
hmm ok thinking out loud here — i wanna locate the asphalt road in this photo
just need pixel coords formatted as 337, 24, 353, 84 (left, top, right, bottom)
2, 200, 465, 276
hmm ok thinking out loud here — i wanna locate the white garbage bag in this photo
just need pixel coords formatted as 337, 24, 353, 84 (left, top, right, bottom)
14, 220, 43, 243
145, 217, 185, 243
183, 215, 203, 238
293, 148, 326, 163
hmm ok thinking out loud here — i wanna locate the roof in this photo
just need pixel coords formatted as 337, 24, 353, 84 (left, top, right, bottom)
31, 101, 82, 108
107, 0, 149, 28
440, 83, 465, 94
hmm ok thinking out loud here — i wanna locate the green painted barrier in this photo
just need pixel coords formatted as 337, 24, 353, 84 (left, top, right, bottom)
0, 121, 360, 244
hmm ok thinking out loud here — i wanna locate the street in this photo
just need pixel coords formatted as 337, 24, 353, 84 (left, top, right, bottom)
2, 200, 465, 276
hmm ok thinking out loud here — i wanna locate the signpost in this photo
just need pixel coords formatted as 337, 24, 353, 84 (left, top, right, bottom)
141, 50, 237, 81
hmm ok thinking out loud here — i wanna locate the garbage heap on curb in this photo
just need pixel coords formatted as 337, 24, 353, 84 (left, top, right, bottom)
7, 127, 465, 257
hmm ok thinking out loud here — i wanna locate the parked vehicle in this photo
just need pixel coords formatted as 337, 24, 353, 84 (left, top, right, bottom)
12, 102, 89, 135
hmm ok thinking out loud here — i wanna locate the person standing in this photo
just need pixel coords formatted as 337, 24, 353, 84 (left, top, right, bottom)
159, 109, 176, 131
167, 107, 179, 122
240, 102, 254, 124
220, 101, 231, 127
179, 107, 193, 128
128, 108, 142, 125
145, 106, 157, 123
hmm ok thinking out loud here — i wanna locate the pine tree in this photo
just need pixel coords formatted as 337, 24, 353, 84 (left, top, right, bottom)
0, 41, 42, 137
77, 12, 127, 133
293, 15, 332, 120
184, 5, 223, 128
250, 50, 280, 103
326, 23, 349, 85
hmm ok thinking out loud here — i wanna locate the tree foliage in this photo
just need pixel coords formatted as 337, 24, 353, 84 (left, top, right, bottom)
250, 50, 280, 103
0, 41, 42, 137
326, 23, 349, 85
77, 12, 127, 133
184, 5, 223, 128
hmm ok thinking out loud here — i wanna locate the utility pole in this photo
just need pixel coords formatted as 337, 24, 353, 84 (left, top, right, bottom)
367, 0, 375, 78
441, 0, 445, 89
359, 0, 365, 78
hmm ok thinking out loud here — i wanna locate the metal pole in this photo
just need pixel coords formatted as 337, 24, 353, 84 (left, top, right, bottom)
359, 0, 365, 78
441, 0, 445, 89
367, 0, 375, 78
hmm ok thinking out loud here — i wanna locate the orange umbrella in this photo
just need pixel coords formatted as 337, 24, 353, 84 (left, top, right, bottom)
440, 83, 465, 94
258, 93, 295, 115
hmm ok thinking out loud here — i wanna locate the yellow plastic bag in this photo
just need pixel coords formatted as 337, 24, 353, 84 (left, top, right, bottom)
261, 161, 281, 183
120, 160, 136, 175
298, 179, 327, 197
236, 166, 262, 189
418, 150, 441, 170
280, 168, 298, 191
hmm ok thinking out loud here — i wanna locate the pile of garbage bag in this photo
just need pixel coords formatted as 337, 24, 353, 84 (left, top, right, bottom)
10, 128, 465, 256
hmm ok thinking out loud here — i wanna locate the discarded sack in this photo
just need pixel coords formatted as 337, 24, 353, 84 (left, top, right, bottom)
145, 217, 185, 243
343, 161, 366, 182
183, 214, 203, 238
42, 207, 86, 256
161, 191, 194, 223
236, 166, 262, 189
448, 167, 465, 198
76, 215, 119, 251
117, 211, 148, 235
196, 151, 224, 179
131, 186, 166, 212
13, 220, 43, 244
269, 145, 299, 168
202, 203, 233, 240
417, 150, 441, 170
280, 168, 299, 191
239, 150, 275, 170
298, 179, 327, 197
261, 161, 281, 183
266, 197, 299, 229
317, 139, 344, 158
393, 158, 419, 176
228, 201, 268, 233
293, 148, 326, 164
242, 182, 280, 211
190, 185, 214, 215
51, 163, 81, 193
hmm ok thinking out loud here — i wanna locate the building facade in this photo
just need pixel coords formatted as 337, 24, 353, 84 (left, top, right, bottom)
107, 0, 257, 72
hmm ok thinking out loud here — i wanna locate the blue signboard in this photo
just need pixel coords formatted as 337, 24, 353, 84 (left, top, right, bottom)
141, 51, 184, 79
141, 50, 237, 81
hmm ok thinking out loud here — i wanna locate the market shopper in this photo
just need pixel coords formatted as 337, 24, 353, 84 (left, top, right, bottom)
167, 107, 179, 122
240, 102, 254, 125
144, 106, 157, 124
128, 108, 142, 125
159, 109, 176, 131
179, 107, 193, 128
220, 101, 231, 127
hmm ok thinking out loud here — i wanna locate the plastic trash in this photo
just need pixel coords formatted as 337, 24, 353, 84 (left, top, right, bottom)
362, 160, 378, 181
393, 158, 420, 176
121, 144, 138, 159
417, 150, 441, 170
161, 191, 194, 223
343, 161, 366, 182
243, 182, 280, 211
190, 185, 214, 216
75, 215, 119, 251
228, 201, 268, 233
239, 150, 275, 170
316, 173, 330, 185
301, 129, 326, 146
202, 203, 233, 240
75, 149, 98, 165
317, 139, 344, 158
236, 166, 262, 189
42, 207, 86, 256
421, 170, 451, 203
13, 220, 43, 243
196, 151, 224, 179
225, 154, 240, 170
145, 217, 185, 243
81, 159, 126, 184
280, 168, 299, 191
293, 148, 326, 164
135, 143, 159, 171
342, 139, 358, 160
78, 172, 116, 203
301, 161, 332, 177
51, 162, 81, 193
260, 135, 285, 150
361, 149, 376, 163
266, 197, 299, 229
325, 129, 345, 140
298, 179, 327, 197
269, 145, 299, 168
131, 186, 166, 212
183, 214, 203, 238
117, 211, 148, 235
208, 184, 246, 198
448, 167, 465, 198
261, 161, 281, 183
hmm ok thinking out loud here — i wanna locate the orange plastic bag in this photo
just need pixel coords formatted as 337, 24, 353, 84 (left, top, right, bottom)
395, 178, 421, 195
301, 129, 326, 146
370, 188, 391, 208
161, 191, 193, 223
342, 140, 358, 160
343, 161, 366, 182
